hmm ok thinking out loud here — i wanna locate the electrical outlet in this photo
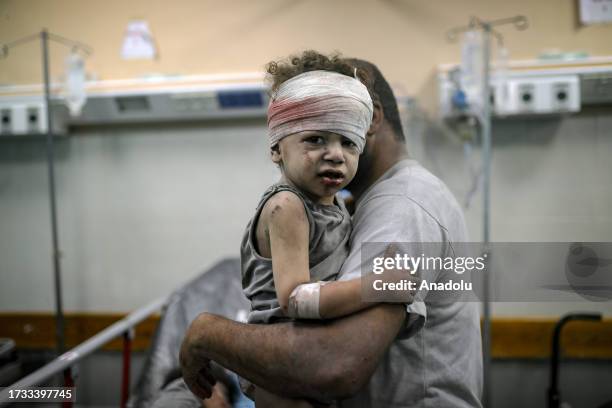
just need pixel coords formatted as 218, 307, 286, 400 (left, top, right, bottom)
0, 108, 10, 134
27, 106, 40, 133
551, 80, 579, 112
517, 83, 536, 112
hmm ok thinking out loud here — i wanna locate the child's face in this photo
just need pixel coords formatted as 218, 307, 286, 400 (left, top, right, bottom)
272, 131, 359, 205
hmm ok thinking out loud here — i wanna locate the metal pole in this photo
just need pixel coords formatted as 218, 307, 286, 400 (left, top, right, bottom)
445, 16, 527, 408
41, 29, 66, 354
547, 313, 602, 408
63, 367, 74, 408
121, 329, 133, 408
481, 23, 492, 408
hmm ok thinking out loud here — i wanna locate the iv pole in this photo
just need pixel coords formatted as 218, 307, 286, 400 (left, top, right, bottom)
0, 29, 91, 355
446, 16, 528, 408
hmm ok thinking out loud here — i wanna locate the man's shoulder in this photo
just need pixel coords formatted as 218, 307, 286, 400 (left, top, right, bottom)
354, 161, 467, 241
361, 162, 457, 212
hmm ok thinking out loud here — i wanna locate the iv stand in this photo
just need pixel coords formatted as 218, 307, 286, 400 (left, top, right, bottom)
446, 15, 528, 408
0, 30, 91, 355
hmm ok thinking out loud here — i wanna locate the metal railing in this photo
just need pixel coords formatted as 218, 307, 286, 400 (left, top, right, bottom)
0, 296, 168, 407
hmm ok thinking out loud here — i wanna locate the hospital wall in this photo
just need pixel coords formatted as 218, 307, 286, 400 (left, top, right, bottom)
1, 110, 611, 316
2, 0, 612, 105
1, 0, 612, 316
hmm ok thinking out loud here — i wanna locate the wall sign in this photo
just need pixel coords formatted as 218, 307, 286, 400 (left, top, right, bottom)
579, 0, 612, 25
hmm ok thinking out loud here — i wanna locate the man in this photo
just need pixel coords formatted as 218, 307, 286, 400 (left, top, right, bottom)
181, 55, 483, 407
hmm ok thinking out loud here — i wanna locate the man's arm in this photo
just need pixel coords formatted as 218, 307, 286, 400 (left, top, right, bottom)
180, 303, 405, 402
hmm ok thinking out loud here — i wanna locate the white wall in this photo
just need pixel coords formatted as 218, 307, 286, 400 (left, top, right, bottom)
405, 106, 612, 316
1, 106, 611, 315
0, 119, 277, 311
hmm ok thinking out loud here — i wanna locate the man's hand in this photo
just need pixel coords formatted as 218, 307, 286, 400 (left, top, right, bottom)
180, 329, 216, 400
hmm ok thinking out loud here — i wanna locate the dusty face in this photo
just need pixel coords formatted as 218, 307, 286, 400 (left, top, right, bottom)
272, 131, 359, 205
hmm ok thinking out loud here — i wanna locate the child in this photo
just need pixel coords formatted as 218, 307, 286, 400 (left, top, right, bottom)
240, 53, 410, 407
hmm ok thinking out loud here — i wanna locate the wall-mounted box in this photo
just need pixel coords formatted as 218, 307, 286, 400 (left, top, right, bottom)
494, 76, 580, 116
0, 74, 268, 133
581, 73, 612, 104
69, 85, 268, 126
0, 97, 67, 137
438, 58, 612, 121
8, 103, 47, 134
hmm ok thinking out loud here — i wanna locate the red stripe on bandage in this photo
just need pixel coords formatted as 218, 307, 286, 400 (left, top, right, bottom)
267, 95, 332, 128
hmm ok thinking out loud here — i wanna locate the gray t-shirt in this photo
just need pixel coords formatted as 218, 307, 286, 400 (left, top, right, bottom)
338, 159, 483, 408
241, 183, 351, 324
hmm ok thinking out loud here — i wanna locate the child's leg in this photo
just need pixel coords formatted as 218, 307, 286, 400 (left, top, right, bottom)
253, 386, 314, 408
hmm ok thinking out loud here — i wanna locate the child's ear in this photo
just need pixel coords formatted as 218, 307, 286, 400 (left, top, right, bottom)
271, 145, 282, 163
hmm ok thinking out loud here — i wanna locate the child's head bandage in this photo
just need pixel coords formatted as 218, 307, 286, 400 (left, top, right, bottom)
287, 281, 329, 319
267, 70, 373, 153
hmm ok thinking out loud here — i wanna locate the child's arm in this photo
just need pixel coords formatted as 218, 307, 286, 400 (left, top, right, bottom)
317, 266, 416, 319
318, 243, 417, 319
317, 277, 371, 319
260, 191, 311, 315
262, 192, 415, 320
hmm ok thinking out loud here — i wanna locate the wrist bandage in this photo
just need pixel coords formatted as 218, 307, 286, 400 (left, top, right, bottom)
287, 281, 329, 319
267, 70, 373, 153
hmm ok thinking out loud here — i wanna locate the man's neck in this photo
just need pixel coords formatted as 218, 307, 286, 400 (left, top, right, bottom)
351, 131, 409, 202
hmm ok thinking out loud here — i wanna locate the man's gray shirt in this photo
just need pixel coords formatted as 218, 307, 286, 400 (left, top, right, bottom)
338, 159, 483, 408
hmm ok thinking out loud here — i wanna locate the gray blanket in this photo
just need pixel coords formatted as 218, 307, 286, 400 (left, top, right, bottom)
129, 258, 250, 408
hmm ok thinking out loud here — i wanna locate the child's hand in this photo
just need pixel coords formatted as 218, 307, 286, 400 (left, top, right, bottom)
379, 265, 420, 304
365, 243, 420, 304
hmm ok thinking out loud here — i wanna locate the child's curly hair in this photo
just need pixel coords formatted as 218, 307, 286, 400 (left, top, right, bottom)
265, 50, 373, 97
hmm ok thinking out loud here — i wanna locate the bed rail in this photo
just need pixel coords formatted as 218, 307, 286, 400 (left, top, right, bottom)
0, 296, 167, 407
